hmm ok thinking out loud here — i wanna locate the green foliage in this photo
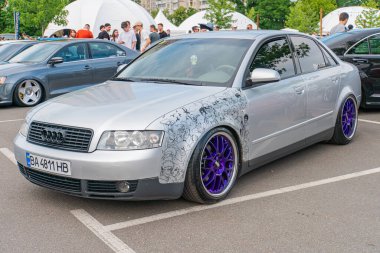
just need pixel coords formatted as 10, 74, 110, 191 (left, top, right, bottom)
285, 0, 336, 33
336, 0, 365, 6
255, 0, 291, 30
356, 0, 380, 28
205, 0, 236, 28
7, 0, 69, 36
246, 7, 255, 21
168, 6, 197, 26
150, 9, 159, 18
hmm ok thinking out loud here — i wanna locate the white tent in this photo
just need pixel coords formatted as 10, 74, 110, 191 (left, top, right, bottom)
178, 10, 257, 31
44, 0, 155, 37
154, 10, 178, 30
322, 6, 380, 33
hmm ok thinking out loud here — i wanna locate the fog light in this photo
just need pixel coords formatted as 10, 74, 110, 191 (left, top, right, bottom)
116, 181, 130, 193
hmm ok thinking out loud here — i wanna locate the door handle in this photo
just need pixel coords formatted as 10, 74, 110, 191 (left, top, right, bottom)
353, 58, 369, 64
294, 86, 305, 95
84, 65, 91, 70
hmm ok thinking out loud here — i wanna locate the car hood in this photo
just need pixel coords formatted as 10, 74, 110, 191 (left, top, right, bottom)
0, 62, 40, 74
29, 81, 227, 131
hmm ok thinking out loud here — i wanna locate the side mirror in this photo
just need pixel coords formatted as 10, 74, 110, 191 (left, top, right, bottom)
117, 64, 127, 73
249, 68, 281, 84
48, 57, 64, 65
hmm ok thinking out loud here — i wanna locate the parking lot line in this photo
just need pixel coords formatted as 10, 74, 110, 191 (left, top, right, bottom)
103, 166, 380, 232
0, 119, 24, 124
0, 148, 17, 165
71, 209, 136, 253
359, 119, 380, 125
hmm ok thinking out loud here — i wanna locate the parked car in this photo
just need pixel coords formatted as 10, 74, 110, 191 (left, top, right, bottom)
14, 31, 361, 203
0, 39, 139, 106
322, 28, 380, 108
0, 40, 38, 63
0, 33, 16, 40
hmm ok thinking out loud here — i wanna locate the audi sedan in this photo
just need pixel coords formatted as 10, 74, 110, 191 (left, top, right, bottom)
0, 39, 138, 107
14, 31, 361, 203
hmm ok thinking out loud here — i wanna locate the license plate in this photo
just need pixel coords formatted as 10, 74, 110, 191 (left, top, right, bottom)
26, 153, 71, 176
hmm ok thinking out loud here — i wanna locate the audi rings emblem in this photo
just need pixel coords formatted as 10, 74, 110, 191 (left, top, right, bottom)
41, 128, 66, 144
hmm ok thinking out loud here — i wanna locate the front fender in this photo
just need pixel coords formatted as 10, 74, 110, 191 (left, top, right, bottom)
148, 88, 250, 184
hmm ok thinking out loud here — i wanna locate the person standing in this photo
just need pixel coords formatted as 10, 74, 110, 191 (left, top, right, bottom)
69, 29, 77, 39
118, 21, 137, 49
247, 24, 253, 30
157, 23, 168, 39
135, 21, 150, 52
330, 12, 349, 35
134, 25, 141, 52
76, 24, 94, 38
111, 29, 119, 42
192, 26, 200, 33
98, 23, 111, 40
149, 25, 160, 44
166, 29, 171, 37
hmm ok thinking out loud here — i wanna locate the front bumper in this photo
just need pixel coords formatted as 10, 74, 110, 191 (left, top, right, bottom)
14, 134, 183, 200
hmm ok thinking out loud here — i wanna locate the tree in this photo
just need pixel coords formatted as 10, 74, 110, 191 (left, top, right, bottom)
356, 0, 380, 28
150, 9, 159, 18
205, 0, 236, 28
168, 6, 197, 26
285, 0, 337, 33
336, 0, 365, 6
255, 0, 291, 30
7, 0, 69, 36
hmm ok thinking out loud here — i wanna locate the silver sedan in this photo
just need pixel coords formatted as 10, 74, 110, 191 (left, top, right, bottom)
14, 31, 361, 203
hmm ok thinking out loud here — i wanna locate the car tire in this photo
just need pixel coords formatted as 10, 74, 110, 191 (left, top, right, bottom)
13, 80, 43, 107
330, 95, 358, 145
183, 127, 239, 204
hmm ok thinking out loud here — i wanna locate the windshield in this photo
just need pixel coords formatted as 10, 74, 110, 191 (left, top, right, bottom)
9, 43, 61, 63
0, 44, 24, 61
116, 38, 253, 87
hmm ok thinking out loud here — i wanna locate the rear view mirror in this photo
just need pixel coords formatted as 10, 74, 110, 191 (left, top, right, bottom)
249, 68, 281, 84
48, 57, 64, 65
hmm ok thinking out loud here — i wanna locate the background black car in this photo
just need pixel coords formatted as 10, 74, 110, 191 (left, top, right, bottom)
322, 28, 380, 108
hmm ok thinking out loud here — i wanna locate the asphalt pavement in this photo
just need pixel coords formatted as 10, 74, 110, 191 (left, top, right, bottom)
0, 106, 379, 253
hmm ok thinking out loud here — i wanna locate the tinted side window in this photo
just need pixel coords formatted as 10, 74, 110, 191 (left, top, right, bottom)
369, 35, 380, 54
320, 46, 337, 67
53, 43, 88, 62
250, 38, 296, 79
347, 39, 369, 55
291, 36, 326, 74
89, 43, 126, 59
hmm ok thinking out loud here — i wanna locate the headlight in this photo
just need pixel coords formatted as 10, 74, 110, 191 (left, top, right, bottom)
97, 130, 164, 150
0, 76, 6, 85
19, 122, 29, 137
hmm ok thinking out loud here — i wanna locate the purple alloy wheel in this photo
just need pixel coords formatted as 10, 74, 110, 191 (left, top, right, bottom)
342, 97, 357, 139
200, 133, 237, 196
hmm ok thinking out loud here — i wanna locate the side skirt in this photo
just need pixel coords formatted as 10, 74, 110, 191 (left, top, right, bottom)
240, 128, 334, 176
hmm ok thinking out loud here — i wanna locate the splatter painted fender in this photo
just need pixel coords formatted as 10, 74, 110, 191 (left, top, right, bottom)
148, 88, 250, 184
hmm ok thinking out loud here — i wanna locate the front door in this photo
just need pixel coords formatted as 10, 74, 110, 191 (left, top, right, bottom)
243, 37, 307, 165
47, 43, 93, 96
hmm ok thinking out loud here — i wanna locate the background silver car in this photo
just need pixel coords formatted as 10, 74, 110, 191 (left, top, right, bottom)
14, 31, 361, 203
0, 39, 139, 107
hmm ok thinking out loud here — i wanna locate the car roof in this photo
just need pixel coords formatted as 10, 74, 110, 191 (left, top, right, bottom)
172, 30, 303, 40
36, 39, 118, 45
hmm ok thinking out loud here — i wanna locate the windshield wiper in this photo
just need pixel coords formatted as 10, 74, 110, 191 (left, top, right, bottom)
111, 77, 137, 82
139, 78, 202, 86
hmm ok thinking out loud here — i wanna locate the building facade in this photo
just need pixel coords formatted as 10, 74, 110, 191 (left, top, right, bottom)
141, 0, 208, 14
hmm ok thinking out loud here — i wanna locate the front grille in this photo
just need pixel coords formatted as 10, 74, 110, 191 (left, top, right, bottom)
87, 180, 138, 193
27, 121, 93, 152
20, 164, 82, 193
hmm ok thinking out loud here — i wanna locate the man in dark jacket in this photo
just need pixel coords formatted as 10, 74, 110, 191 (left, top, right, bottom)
158, 23, 168, 39
98, 23, 111, 40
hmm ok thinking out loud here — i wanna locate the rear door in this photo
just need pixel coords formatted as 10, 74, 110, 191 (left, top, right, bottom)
343, 34, 380, 105
290, 36, 340, 139
47, 42, 93, 96
88, 42, 128, 83
243, 37, 307, 164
